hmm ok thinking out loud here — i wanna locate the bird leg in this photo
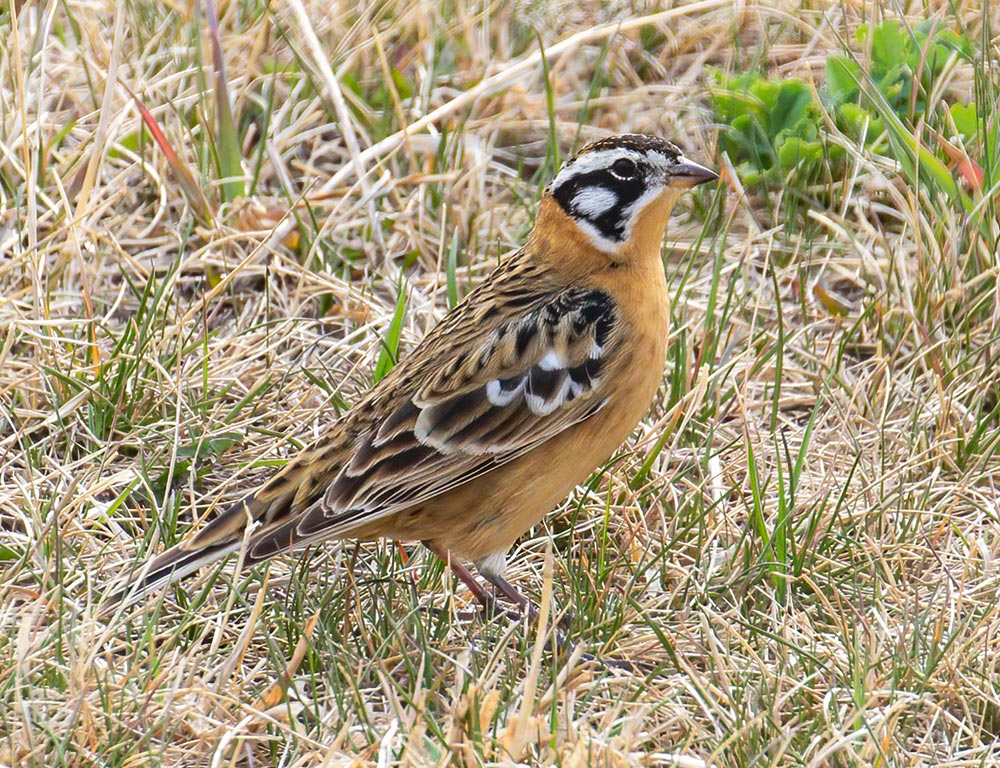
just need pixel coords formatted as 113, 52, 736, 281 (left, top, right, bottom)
477, 554, 575, 631
479, 570, 530, 612
422, 542, 574, 630
422, 541, 521, 621
422, 542, 642, 671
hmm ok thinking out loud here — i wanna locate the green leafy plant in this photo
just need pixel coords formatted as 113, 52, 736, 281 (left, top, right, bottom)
711, 20, 984, 217
823, 19, 979, 206
826, 19, 973, 132
828, 20, 997, 255
709, 70, 839, 188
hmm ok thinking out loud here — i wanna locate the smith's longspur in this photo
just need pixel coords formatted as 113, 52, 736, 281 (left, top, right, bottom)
103, 133, 718, 615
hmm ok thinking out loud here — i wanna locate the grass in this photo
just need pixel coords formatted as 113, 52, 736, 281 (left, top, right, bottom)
2, 1, 1000, 765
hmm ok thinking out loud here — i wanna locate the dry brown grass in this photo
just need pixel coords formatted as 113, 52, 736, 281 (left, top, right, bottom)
3, 1, 1000, 765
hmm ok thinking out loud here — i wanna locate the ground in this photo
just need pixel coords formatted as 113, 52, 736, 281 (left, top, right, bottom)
2, 1, 999, 766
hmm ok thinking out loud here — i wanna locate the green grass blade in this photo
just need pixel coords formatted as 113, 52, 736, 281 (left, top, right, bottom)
203, 0, 245, 203
373, 282, 408, 382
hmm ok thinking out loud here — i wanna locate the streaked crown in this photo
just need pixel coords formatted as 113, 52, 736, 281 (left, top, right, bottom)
549, 134, 717, 253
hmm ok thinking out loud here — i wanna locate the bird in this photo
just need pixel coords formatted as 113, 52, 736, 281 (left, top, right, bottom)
102, 133, 718, 617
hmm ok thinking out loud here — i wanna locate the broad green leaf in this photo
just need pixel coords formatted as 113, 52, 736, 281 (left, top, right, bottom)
826, 56, 861, 104
871, 20, 907, 70
771, 79, 814, 135
838, 103, 884, 142
777, 137, 823, 170
951, 103, 978, 140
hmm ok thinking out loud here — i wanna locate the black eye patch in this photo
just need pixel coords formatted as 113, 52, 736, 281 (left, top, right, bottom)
552, 167, 647, 242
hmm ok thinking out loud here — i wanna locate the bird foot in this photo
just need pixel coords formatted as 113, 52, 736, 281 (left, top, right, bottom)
423, 542, 647, 671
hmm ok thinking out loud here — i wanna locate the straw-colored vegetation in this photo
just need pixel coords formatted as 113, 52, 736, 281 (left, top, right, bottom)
2, 1, 999, 765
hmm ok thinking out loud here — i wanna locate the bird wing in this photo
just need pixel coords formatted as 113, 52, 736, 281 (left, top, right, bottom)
235, 284, 621, 560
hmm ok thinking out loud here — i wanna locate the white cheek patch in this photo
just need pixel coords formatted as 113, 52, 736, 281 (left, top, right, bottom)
571, 186, 618, 217
574, 218, 625, 254
573, 186, 663, 254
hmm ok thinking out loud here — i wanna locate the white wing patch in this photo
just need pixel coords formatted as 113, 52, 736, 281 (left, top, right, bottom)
485, 339, 602, 415
486, 378, 521, 407
537, 349, 564, 371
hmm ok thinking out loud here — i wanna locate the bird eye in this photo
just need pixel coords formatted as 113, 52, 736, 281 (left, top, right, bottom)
610, 158, 639, 180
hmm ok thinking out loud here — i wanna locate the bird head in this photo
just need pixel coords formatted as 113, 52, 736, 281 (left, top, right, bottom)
545, 134, 718, 259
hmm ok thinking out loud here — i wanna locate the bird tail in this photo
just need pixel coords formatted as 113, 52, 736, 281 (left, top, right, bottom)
100, 447, 328, 617
98, 492, 267, 617
99, 537, 243, 617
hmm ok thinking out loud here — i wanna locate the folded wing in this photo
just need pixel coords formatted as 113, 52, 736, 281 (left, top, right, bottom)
109, 284, 620, 607
244, 286, 620, 558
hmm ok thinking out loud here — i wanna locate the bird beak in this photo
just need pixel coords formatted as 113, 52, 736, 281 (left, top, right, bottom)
667, 157, 720, 189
